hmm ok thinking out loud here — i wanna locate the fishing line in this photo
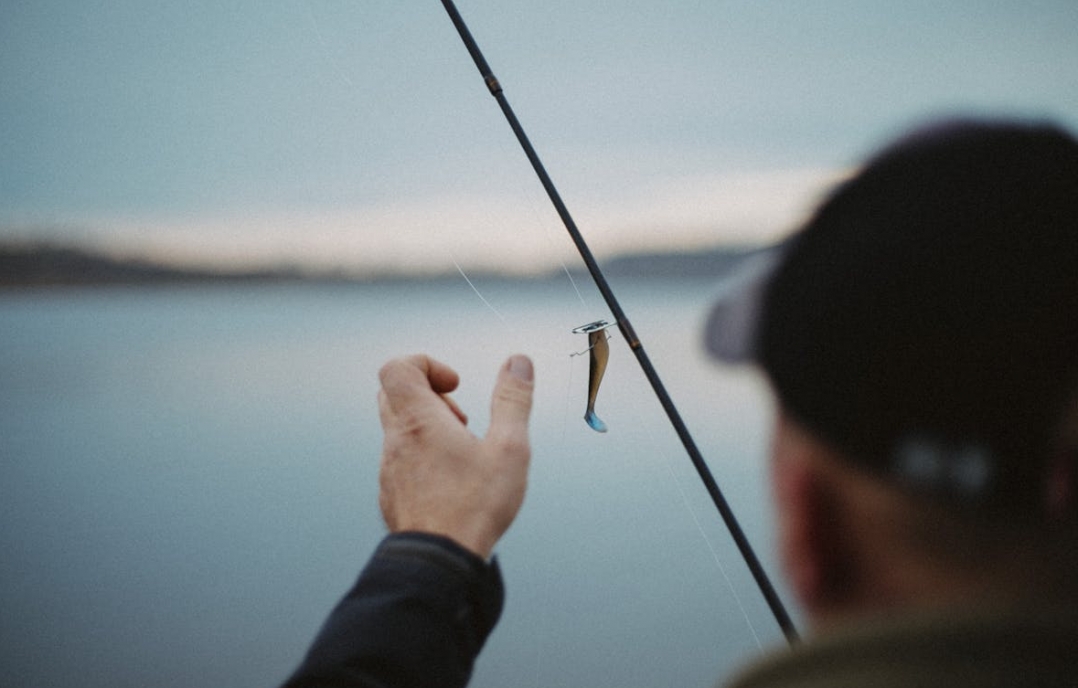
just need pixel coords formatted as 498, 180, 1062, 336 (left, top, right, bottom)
645, 425, 766, 650
609, 345, 767, 649
439, 0, 798, 643
522, 184, 592, 314
560, 357, 575, 443
451, 255, 510, 326
558, 262, 591, 314
444, 170, 588, 331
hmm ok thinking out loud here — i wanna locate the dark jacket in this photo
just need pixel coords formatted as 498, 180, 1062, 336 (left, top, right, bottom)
280, 532, 503, 688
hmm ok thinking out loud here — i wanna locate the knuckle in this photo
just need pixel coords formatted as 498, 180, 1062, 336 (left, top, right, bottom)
378, 358, 406, 385
494, 383, 533, 411
393, 407, 429, 438
383, 408, 434, 453
490, 434, 530, 461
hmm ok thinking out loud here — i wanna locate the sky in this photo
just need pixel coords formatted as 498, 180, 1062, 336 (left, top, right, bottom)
2, 1, 1077, 275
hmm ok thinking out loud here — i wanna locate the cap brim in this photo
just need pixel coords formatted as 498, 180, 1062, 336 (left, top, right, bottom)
703, 244, 785, 364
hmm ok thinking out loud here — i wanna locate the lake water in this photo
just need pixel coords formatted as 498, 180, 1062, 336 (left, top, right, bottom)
0, 275, 798, 688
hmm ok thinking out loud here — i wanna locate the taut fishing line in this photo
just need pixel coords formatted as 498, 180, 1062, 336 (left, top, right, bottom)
644, 422, 766, 651
446, 175, 591, 330
450, 256, 510, 326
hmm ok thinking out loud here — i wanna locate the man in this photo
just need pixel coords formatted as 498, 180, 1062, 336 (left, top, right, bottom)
282, 119, 1078, 687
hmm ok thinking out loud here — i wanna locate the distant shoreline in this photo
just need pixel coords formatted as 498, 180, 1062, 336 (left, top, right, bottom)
0, 242, 763, 288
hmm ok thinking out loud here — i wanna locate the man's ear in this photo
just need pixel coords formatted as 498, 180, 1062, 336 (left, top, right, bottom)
1046, 449, 1076, 522
1047, 396, 1078, 522
770, 412, 852, 623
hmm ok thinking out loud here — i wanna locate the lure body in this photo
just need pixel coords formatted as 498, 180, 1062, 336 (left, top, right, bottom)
573, 320, 613, 433
584, 328, 609, 432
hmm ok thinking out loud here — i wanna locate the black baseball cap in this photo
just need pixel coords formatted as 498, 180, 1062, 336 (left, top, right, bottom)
704, 118, 1078, 517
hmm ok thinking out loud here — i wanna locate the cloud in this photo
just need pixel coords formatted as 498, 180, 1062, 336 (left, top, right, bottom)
582, 166, 848, 254
2, 167, 846, 276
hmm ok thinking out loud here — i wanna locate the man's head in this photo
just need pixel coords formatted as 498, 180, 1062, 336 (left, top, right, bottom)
705, 118, 1078, 625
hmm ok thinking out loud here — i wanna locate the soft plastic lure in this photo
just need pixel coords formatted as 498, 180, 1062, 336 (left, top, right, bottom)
572, 320, 615, 432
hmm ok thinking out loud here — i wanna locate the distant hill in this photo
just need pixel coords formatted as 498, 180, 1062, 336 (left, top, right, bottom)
0, 244, 310, 288
0, 242, 763, 288
598, 246, 763, 279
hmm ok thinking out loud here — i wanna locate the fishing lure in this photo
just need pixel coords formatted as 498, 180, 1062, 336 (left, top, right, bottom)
572, 320, 615, 433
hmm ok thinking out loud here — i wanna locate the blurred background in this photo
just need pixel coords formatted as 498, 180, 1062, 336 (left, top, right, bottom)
2, 2, 1077, 686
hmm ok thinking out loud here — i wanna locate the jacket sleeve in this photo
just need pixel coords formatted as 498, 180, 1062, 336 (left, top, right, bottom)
280, 531, 505, 688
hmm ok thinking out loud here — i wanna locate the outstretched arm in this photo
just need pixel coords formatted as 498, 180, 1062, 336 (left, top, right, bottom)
281, 355, 534, 688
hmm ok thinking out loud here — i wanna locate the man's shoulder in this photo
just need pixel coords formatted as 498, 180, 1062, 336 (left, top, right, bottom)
726, 605, 1078, 688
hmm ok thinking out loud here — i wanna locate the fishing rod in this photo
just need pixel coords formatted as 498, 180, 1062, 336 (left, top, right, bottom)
438, 0, 798, 644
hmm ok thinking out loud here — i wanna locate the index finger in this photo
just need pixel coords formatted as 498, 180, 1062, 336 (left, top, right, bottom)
378, 354, 461, 410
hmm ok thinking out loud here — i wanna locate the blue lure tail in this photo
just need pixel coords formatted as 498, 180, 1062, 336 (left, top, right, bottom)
584, 409, 608, 433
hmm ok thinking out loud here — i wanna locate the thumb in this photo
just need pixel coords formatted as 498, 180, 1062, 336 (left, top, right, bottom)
487, 355, 534, 445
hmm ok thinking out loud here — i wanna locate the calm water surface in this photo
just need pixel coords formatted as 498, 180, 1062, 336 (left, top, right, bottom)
0, 277, 795, 688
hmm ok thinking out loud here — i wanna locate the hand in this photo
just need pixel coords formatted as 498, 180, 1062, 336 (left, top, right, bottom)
377, 354, 535, 559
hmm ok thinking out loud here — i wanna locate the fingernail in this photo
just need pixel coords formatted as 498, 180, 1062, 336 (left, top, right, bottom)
507, 355, 533, 382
